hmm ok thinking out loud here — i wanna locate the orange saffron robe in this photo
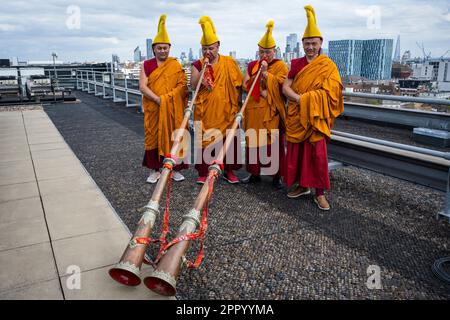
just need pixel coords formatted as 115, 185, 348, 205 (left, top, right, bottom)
244, 59, 288, 147
194, 55, 243, 148
285, 54, 344, 144
142, 57, 188, 159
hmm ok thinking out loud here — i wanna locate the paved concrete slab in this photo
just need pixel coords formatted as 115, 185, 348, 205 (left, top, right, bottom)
42, 188, 110, 214
0, 128, 24, 133
0, 216, 49, 251
38, 175, 97, 197
53, 228, 131, 276
0, 158, 32, 168
0, 151, 31, 163
0, 135, 28, 144
32, 155, 81, 170
46, 205, 124, 241
29, 142, 67, 152
28, 135, 65, 145
0, 129, 26, 136
0, 161, 35, 186
31, 148, 75, 160
0, 242, 58, 294
0, 182, 39, 203
0, 109, 171, 300
26, 128, 60, 136
0, 197, 43, 223
0, 140, 30, 151
0, 279, 63, 300
35, 163, 87, 181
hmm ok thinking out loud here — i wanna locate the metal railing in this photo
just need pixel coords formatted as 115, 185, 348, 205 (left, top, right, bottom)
75, 70, 450, 128
343, 92, 450, 130
344, 91, 450, 106
75, 69, 141, 108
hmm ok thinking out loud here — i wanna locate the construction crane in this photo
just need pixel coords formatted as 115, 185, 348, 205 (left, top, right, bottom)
416, 42, 431, 62
440, 50, 450, 59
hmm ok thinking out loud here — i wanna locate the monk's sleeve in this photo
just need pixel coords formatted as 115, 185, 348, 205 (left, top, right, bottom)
226, 58, 244, 118
157, 64, 188, 158
162, 65, 188, 104
299, 66, 344, 139
265, 63, 288, 123
230, 59, 243, 88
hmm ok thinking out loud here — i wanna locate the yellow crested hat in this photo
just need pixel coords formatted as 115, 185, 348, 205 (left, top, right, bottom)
153, 14, 170, 44
199, 16, 219, 46
258, 20, 276, 49
302, 5, 322, 39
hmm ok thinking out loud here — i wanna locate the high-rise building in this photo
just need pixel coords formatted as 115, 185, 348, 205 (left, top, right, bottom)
134, 46, 142, 62
283, 34, 301, 61
412, 58, 450, 87
393, 35, 401, 62
294, 42, 301, 59
329, 39, 393, 80
286, 34, 298, 52
411, 62, 434, 80
188, 48, 194, 62
285, 51, 296, 64
112, 54, 120, 72
275, 47, 282, 60
361, 39, 394, 80
146, 39, 154, 59
437, 60, 450, 92
329, 40, 363, 77
285, 44, 291, 55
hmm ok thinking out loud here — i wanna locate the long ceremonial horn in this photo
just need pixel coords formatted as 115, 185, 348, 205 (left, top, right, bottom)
108, 62, 209, 286
143, 65, 264, 296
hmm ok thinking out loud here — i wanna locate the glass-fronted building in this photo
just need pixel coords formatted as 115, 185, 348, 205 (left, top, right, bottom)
329, 39, 393, 80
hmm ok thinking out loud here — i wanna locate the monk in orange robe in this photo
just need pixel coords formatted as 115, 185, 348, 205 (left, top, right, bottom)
190, 16, 243, 184
140, 15, 188, 184
283, 6, 344, 210
242, 20, 288, 189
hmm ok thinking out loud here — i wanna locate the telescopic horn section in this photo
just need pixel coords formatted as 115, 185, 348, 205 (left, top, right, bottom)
143, 208, 202, 296
108, 200, 160, 286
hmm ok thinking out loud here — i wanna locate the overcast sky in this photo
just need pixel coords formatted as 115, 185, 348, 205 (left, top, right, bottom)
1, 0, 449, 63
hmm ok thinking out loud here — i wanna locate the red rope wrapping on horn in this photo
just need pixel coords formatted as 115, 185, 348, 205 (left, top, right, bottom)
135, 154, 177, 266
210, 159, 224, 172
163, 169, 218, 269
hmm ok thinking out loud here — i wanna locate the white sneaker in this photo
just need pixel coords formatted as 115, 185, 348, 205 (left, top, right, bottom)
172, 171, 185, 182
146, 170, 161, 184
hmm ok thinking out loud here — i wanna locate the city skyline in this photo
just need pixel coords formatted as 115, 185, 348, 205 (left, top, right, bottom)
1, 0, 449, 63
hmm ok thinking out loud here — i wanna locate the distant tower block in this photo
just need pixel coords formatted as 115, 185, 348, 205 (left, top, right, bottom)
394, 35, 401, 62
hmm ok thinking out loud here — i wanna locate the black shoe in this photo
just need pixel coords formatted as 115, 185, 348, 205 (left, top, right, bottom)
272, 177, 284, 189
241, 174, 261, 184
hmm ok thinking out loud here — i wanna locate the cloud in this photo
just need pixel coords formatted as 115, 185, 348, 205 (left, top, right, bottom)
444, 12, 450, 22
0, 0, 449, 62
0, 24, 17, 31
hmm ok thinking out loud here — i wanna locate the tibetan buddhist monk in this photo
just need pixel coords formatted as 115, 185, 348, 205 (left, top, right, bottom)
282, 5, 344, 210
140, 14, 189, 184
190, 16, 243, 184
242, 20, 288, 189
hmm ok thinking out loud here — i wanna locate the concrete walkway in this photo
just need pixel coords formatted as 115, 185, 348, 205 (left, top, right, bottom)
0, 109, 170, 300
